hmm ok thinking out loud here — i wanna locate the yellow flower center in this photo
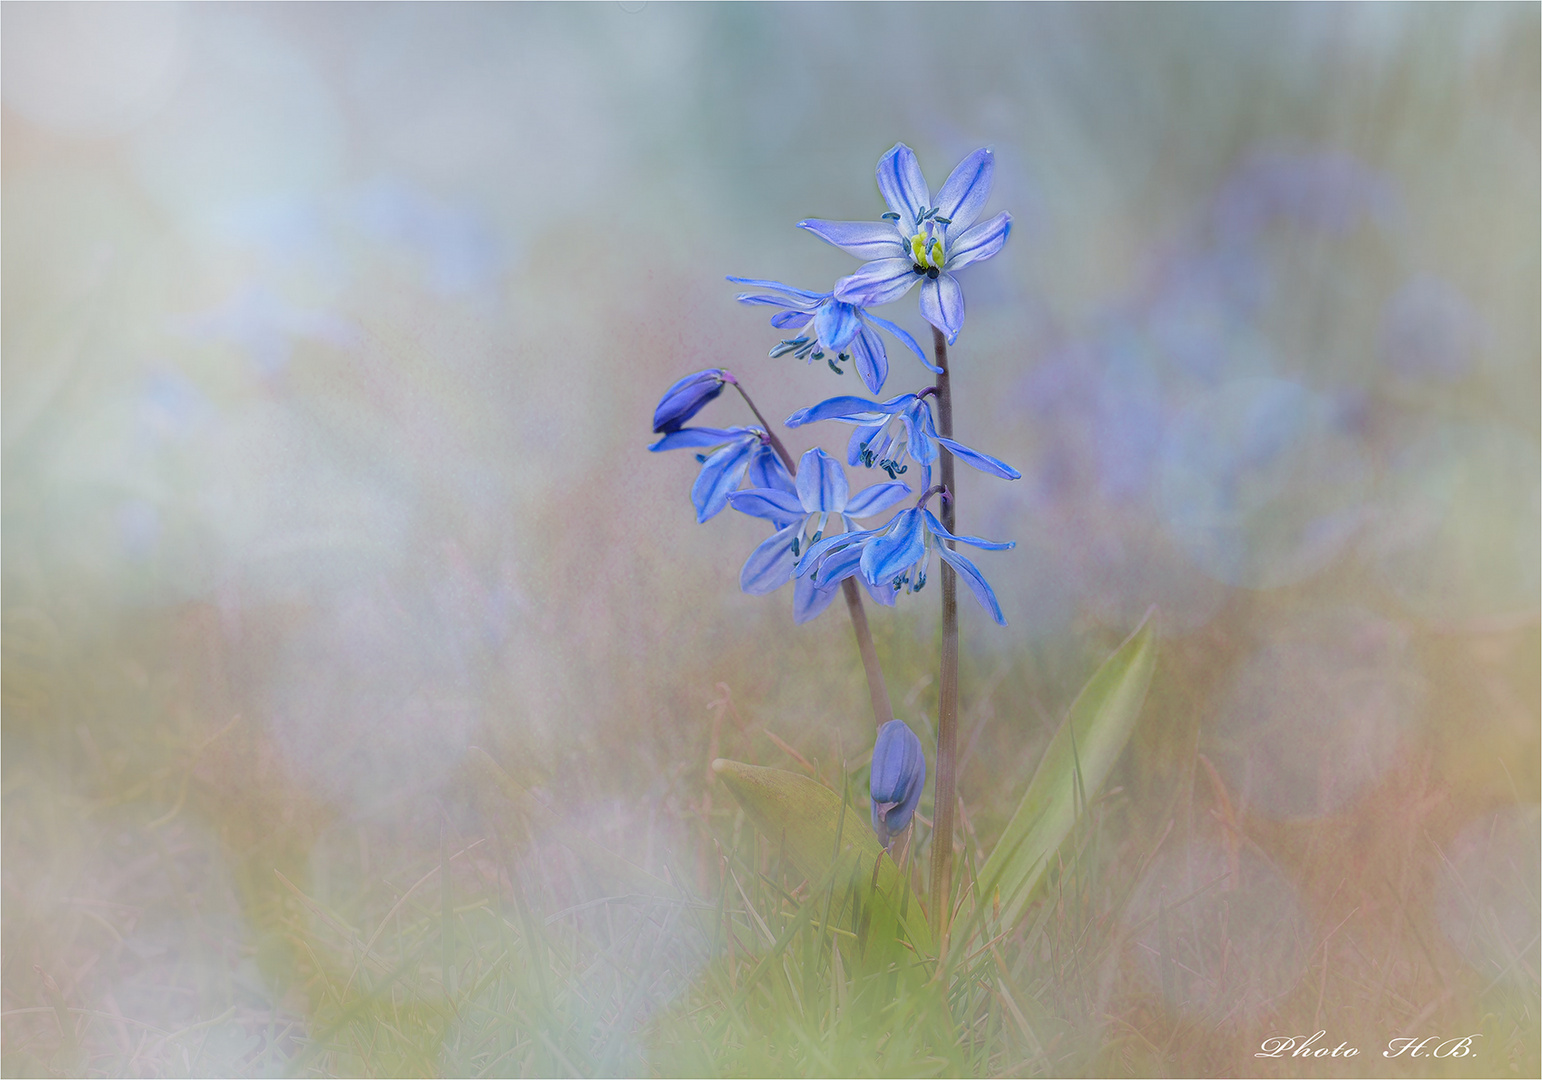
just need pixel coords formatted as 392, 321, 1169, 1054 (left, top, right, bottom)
909, 231, 946, 270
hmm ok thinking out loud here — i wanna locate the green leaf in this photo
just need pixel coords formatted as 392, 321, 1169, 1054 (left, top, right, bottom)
976, 609, 1158, 930
711, 759, 935, 964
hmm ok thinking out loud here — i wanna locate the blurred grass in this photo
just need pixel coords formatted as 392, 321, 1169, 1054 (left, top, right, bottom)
4, 3, 1540, 1077
2, 589, 1537, 1077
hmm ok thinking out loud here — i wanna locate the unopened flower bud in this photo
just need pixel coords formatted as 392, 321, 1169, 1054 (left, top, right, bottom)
652, 369, 728, 434
870, 718, 926, 849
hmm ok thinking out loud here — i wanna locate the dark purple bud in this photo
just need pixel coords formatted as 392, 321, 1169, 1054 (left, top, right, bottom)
870, 718, 926, 850
653, 369, 728, 434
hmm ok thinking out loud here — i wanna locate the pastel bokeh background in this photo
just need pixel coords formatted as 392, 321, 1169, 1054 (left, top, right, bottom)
3, 3, 1537, 1076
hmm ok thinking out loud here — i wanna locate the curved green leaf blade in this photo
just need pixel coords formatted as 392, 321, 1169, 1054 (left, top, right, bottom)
977, 609, 1158, 929
711, 758, 935, 962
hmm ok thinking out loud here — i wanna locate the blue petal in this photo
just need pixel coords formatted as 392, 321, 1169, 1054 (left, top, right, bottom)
901, 402, 938, 466
847, 420, 884, 466
862, 574, 899, 607
746, 444, 796, 494
870, 718, 926, 847
740, 523, 800, 595
913, 399, 940, 441
727, 276, 827, 302
735, 293, 805, 309
864, 313, 941, 373
936, 544, 1007, 625
795, 526, 877, 579
923, 509, 1015, 550
728, 486, 804, 523
692, 439, 756, 521
935, 436, 1022, 480
860, 509, 926, 584
654, 368, 724, 403
796, 219, 907, 260
653, 369, 726, 433
945, 212, 1011, 272
650, 425, 753, 452
934, 148, 995, 233
919, 273, 965, 344
836, 259, 922, 307
787, 393, 916, 427
793, 574, 842, 624
890, 748, 926, 834
843, 480, 911, 518
870, 719, 924, 803
770, 310, 812, 329
814, 300, 863, 350
796, 447, 848, 512
876, 143, 930, 225
848, 324, 889, 395
807, 539, 864, 587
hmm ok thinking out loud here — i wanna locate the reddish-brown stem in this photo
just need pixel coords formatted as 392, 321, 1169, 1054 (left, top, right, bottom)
843, 578, 894, 726
730, 380, 796, 469
928, 325, 959, 944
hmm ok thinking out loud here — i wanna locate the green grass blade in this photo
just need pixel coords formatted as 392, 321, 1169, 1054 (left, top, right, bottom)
710, 758, 935, 961
976, 610, 1159, 930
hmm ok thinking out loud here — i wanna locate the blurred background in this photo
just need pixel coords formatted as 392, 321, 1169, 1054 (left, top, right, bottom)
3, 3, 1537, 1076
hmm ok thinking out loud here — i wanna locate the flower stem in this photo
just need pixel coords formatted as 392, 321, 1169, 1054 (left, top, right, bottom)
731, 379, 894, 728
730, 379, 796, 469
841, 577, 894, 726
929, 326, 959, 943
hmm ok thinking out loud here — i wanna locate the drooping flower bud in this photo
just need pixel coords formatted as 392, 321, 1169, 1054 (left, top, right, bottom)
652, 369, 728, 434
870, 718, 926, 849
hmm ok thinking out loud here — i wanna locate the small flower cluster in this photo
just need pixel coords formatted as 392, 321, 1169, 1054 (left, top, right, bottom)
651, 144, 1019, 850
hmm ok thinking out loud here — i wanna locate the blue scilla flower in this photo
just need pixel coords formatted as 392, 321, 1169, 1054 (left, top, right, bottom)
799, 144, 1011, 345
727, 447, 909, 623
786, 392, 1021, 488
728, 277, 936, 396
652, 369, 729, 434
649, 425, 791, 523
870, 718, 926, 850
796, 505, 1015, 625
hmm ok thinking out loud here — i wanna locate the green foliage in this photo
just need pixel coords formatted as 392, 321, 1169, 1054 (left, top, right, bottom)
975, 611, 1158, 930
5, 605, 1538, 1079
709, 759, 934, 964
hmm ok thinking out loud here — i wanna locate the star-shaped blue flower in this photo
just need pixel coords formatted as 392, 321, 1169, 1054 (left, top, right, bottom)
786, 392, 1021, 489
799, 144, 1011, 345
795, 505, 1015, 625
728, 277, 936, 395
649, 425, 790, 523
727, 447, 910, 623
